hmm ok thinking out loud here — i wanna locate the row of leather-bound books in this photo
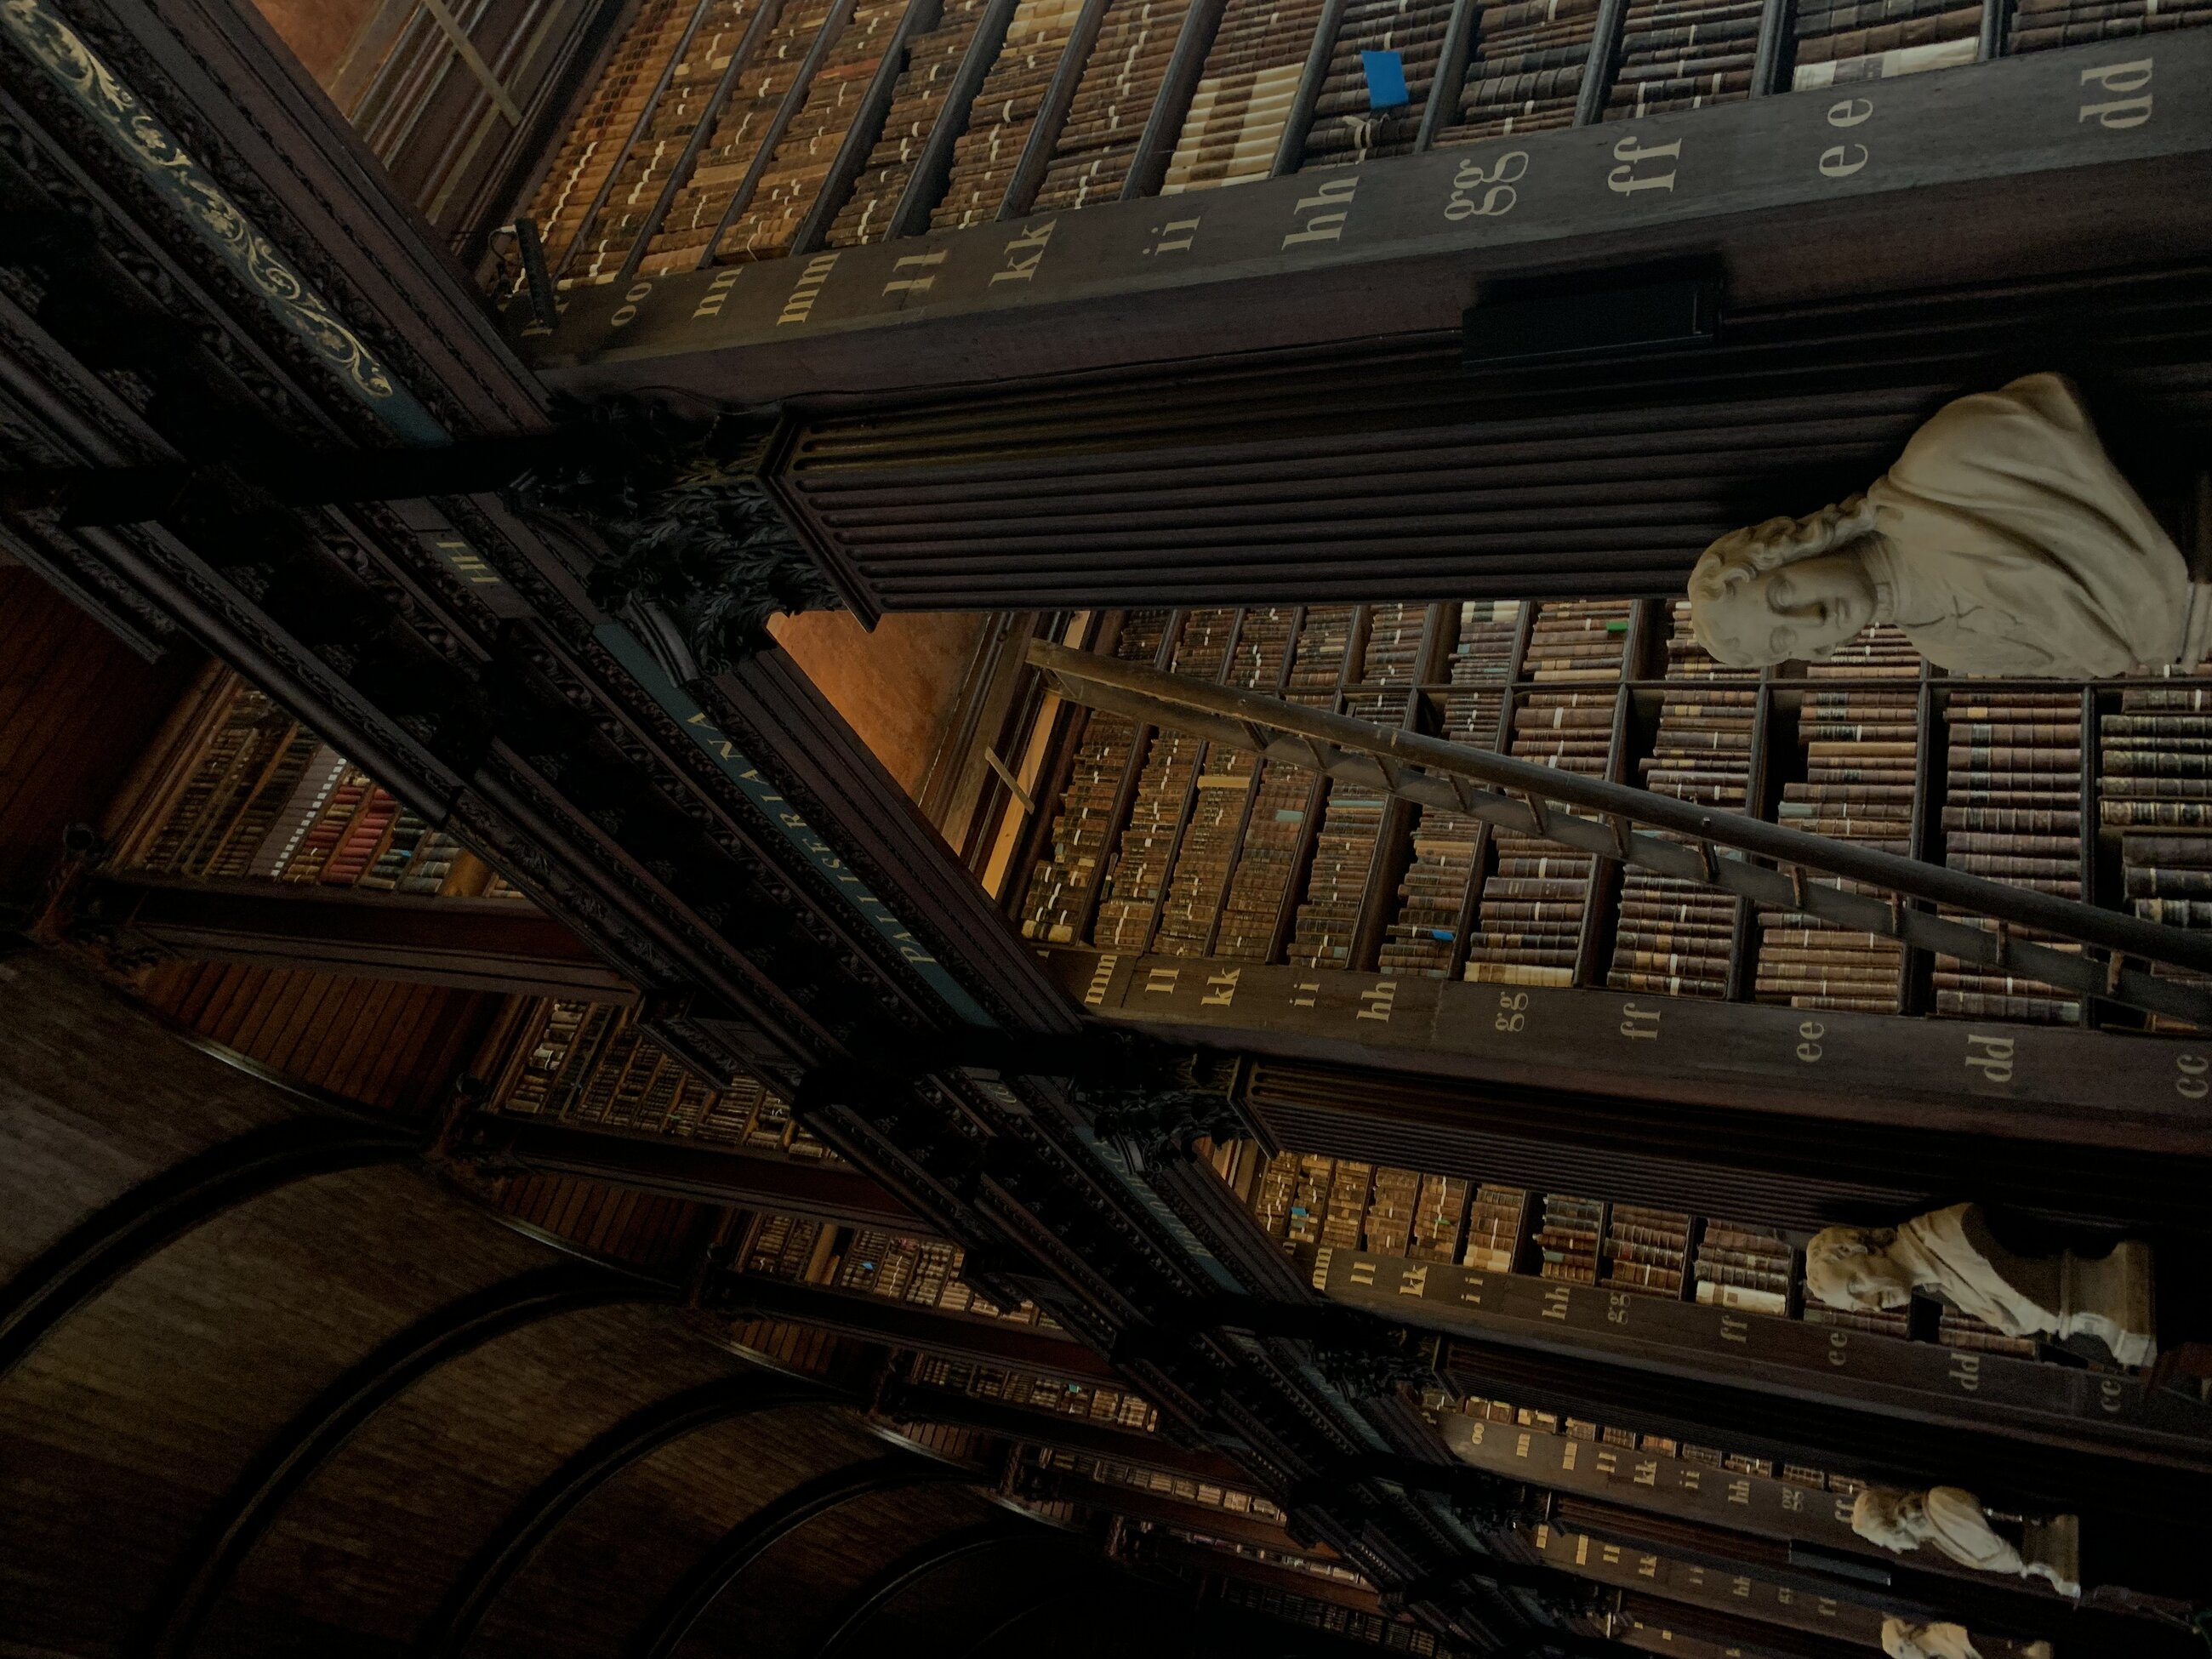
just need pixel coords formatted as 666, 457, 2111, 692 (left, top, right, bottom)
1018, 609, 1169, 944
827, 0, 993, 240
2101, 678, 2212, 1031
1018, 597, 2212, 1034
1299, 0, 1457, 168
1029, 1447, 1283, 1521
1246, 1145, 2034, 1352
1606, 599, 1756, 1000
1464, 598, 1634, 988
1162, 0, 1327, 189
911, 1355, 1160, 1429
107, 670, 521, 901
742, 1210, 1067, 1326
935, 0, 1090, 226
1787, 0, 1980, 90
488, 996, 848, 1153
1033, 0, 1194, 208
522, 0, 2212, 279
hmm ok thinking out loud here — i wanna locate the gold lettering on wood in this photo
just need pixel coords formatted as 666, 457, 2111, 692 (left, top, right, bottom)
694, 267, 744, 321
2175, 1051, 2209, 1098
1083, 954, 1119, 1006
1283, 174, 1359, 248
778, 254, 839, 324
1444, 150, 1527, 221
2079, 58, 2152, 128
1144, 216, 1201, 255
881, 249, 948, 294
1606, 134, 1680, 195
1964, 1030, 2015, 1082
1620, 1001, 1662, 1040
990, 219, 1058, 285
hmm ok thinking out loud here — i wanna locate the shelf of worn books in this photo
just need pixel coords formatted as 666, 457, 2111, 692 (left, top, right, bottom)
1183, 1571, 1444, 1656
478, 995, 849, 1149
1212, 1135, 2159, 1404
1430, 1354, 2192, 1640
1134, 1533, 1399, 1628
1291, 1223, 2209, 1462
1523, 1518, 2056, 1659
101, 667, 533, 906
1022, 1451, 1309, 1554
707, 1206, 1121, 1377
1009, 598, 2212, 1060
513, 0, 2212, 393
518, 0, 2202, 288
878, 1366, 1240, 1467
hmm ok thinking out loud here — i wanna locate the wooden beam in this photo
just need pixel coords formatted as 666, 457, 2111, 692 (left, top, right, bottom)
879, 1379, 1249, 1485
1032, 1470, 1304, 1555
143, 1266, 657, 1659
81, 873, 635, 1001
1053, 950, 2212, 1157
423, 1378, 829, 1656
463, 1112, 928, 1229
630, 1457, 978, 1659
1144, 1532, 1383, 1616
0, 1118, 414, 1385
1318, 1245, 2212, 1471
713, 1273, 1121, 1381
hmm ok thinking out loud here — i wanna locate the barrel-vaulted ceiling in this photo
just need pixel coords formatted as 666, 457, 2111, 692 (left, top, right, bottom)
0, 954, 1220, 1659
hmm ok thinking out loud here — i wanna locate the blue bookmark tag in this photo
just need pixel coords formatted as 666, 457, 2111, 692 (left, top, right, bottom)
1362, 48, 1410, 109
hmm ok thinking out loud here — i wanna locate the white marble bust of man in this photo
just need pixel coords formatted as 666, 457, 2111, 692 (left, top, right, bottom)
1687, 373, 2206, 676
1852, 1486, 2079, 1598
1804, 1203, 2156, 1366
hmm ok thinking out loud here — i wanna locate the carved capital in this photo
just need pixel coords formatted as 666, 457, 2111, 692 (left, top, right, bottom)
1070, 1040, 1246, 1173
1314, 1322, 1440, 1400
439, 1113, 531, 1181
515, 396, 842, 678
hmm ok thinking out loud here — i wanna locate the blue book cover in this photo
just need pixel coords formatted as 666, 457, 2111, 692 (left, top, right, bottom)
1361, 48, 1410, 108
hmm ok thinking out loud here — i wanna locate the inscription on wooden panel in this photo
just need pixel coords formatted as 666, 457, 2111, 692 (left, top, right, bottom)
1443, 1411, 1868, 1554
525, 37, 2212, 373
1312, 1246, 2212, 1457
1040, 949, 2212, 1148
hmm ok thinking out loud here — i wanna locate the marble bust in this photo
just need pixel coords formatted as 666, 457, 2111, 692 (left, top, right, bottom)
1687, 374, 2205, 676
1804, 1202, 2156, 1366
1882, 1616, 2051, 1659
1852, 1486, 2079, 1598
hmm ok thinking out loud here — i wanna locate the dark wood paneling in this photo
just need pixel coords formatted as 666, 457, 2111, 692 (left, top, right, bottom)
472, 1408, 891, 1656
0, 1163, 551, 1656
0, 955, 299, 1284
0, 568, 197, 895
88, 875, 633, 1001
473, 1113, 925, 1229
138, 961, 505, 1117
492, 1172, 717, 1274
0, 946, 1092, 1659
684, 1480, 1004, 1656
208, 1302, 755, 1650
